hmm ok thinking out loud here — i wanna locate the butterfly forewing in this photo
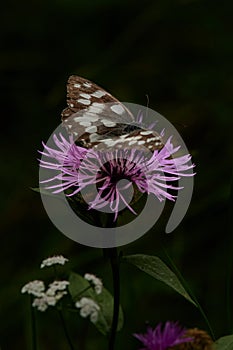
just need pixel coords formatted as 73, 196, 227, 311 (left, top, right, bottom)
61, 75, 163, 151
61, 75, 134, 122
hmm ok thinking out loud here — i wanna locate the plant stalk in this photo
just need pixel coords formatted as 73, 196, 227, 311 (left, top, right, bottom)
58, 309, 75, 350
107, 247, 120, 350
30, 296, 37, 350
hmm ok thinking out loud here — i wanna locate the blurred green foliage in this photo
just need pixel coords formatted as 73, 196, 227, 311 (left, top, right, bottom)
1, 0, 233, 349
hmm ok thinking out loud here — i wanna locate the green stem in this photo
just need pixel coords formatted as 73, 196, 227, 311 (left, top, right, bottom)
226, 253, 233, 333
163, 248, 215, 340
30, 296, 37, 350
58, 309, 75, 350
226, 168, 233, 333
106, 248, 120, 350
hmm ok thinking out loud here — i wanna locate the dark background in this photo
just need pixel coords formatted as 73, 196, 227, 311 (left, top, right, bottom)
1, 0, 233, 349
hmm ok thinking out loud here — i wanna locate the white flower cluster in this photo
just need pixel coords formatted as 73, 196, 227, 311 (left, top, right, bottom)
21, 280, 69, 312
75, 297, 100, 323
84, 273, 103, 295
21, 256, 103, 322
32, 291, 67, 312
21, 280, 45, 297
46, 280, 70, 296
40, 255, 68, 268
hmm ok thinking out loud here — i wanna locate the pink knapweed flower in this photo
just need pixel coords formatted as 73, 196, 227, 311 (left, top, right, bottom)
134, 322, 194, 350
39, 133, 194, 220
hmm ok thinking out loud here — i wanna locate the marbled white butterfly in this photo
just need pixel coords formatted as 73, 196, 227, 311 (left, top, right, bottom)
61, 75, 163, 151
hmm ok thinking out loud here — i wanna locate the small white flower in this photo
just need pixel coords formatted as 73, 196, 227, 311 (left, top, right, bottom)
32, 295, 48, 312
40, 255, 68, 268
84, 273, 103, 295
45, 295, 57, 306
21, 280, 45, 297
54, 291, 67, 302
45, 291, 67, 306
46, 280, 70, 296
75, 297, 100, 323
32, 290, 68, 311
27, 279, 69, 312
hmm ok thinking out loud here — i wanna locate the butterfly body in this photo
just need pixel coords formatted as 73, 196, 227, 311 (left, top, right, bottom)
62, 75, 163, 151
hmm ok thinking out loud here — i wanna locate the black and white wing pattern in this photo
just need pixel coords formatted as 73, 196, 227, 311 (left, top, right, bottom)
61, 75, 163, 151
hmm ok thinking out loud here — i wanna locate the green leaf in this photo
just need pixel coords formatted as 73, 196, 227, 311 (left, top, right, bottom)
31, 187, 47, 194
215, 335, 233, 350
69, 272, 94, 299
68, 272, 124, 336
30, 187, 64, 199
122, 254, 197, 306
95, 286, 124, 335
31, 187, 100, 225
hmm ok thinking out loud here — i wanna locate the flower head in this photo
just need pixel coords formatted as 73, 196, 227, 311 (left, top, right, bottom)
134, 322, 194, 350
40, 255, 68, 268
169, 328, 214, 350
75, 297, 100, 323
46, 280, 70, 296
39, 133, 194, 221
32, 295, 49, 312
21, 280, 45, 297
32, 291, 67, 311
84, 273, 103, 294
22, 278, 69, 312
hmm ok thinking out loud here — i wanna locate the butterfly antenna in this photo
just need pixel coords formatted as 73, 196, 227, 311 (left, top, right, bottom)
145, 94, 150, 121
